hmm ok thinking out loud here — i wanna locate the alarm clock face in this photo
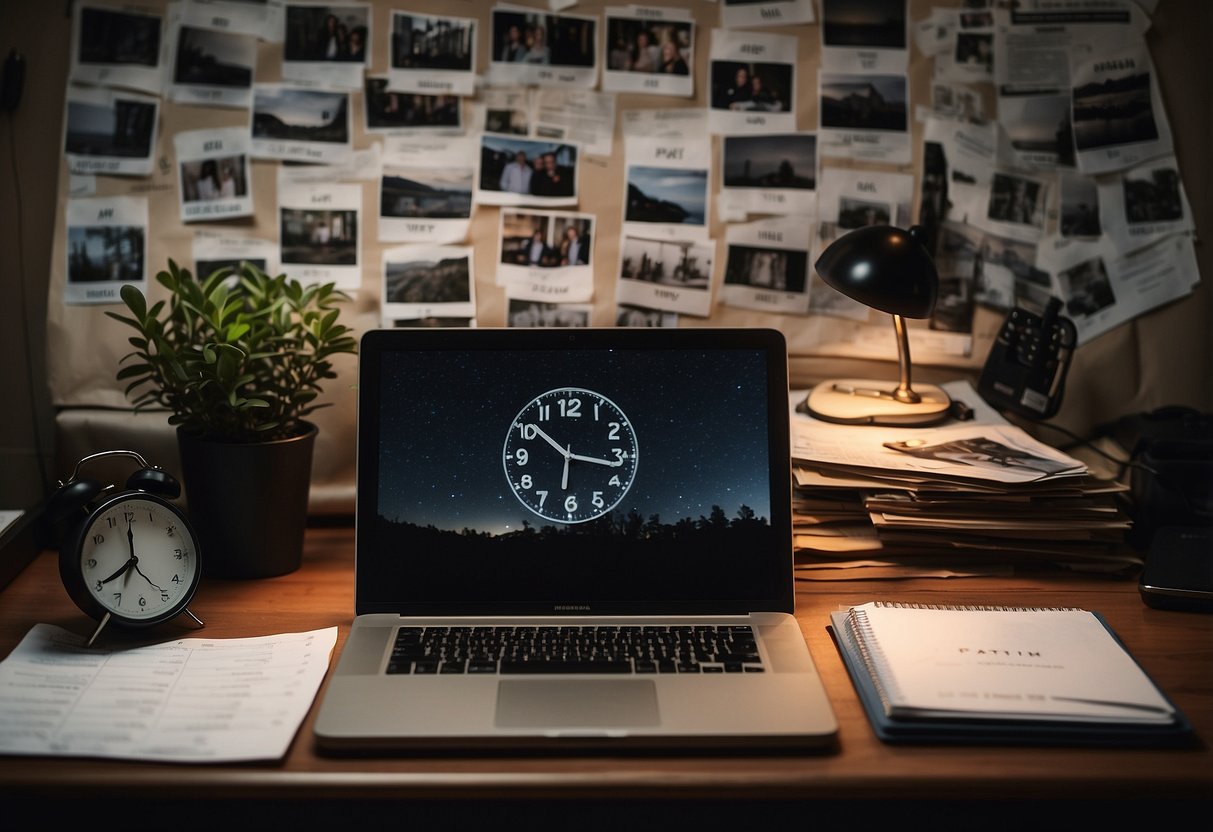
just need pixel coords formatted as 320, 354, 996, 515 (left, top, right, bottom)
74, 493, 202, 625
503, 387, 639, 524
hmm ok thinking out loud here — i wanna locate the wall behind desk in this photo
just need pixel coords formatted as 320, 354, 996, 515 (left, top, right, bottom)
3, 0, 1209, 513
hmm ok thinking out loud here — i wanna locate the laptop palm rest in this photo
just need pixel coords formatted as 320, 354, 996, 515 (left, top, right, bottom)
495, 680, 660, 728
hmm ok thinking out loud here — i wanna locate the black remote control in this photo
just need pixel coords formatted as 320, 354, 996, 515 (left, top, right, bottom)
977, 297, 1077, 420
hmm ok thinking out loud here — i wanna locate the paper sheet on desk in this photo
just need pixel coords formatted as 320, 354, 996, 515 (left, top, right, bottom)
790, 380, 1087, 484
0, 623, 337, 763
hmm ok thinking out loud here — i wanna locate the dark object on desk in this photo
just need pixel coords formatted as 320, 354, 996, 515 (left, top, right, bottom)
1112, 407, 1213, 546
1139, 526, 1213, 612
0, 504, 42, 591
802, 225, 952, 427
47, 449, 204, 646
977, 297, 1076, 421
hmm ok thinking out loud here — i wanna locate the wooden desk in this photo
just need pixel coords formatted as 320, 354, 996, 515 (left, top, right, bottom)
2, 526, 1211, 821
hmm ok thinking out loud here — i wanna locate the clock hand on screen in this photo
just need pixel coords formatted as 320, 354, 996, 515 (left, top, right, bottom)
561, 446, 571, 490
529, 424, 571, 459
569, 451, 623, 467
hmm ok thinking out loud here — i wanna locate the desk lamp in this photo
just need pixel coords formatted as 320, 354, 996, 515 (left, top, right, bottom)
804, 224, 952, 426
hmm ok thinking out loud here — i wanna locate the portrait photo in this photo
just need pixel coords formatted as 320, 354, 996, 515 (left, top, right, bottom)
1060, 257, 1117, 317
480, 136, 578, 199
710, 61, 793, 112
180, 155, 248, 203
67, 225, 145, 285
364, 78, 460, 131
280, 208, 358, 266
491, 9, 596, 68
283, 4, 370, 63
723, 245, 808, 293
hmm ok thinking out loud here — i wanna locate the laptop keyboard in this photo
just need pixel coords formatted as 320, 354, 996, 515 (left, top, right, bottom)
385, 624, 765, 675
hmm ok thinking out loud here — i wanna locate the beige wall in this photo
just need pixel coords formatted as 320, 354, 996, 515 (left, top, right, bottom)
2, 0, 1209, 513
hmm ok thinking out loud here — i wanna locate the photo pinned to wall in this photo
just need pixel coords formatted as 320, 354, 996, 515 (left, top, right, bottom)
533, 89, 617, 158
63, 85, 159, 178
719, 133, 817, 221
707, 29, 797, 135
615, 235, 715, 318
1097, 155, 1193, 255
934, 221, 1045, 316
488, 4, 598, 89
277, 181, 362, 290
64, 196, 148, 305
497, 210, 594, 304
818, 71, 910, 165
936, 14, 994, 82
819, 0, 908, 75
719, 217, 813, 316
379, 135, 475, 245
477, 135, 579, 208
615, 303, 678, 328
721, 0, 815, 29
1071, 45, 1173, 176
1037, 233, 1200, 346
998, 92, 1076, 171
69, 4, 164, 95
192, 232, 279, 280
602, 7, 694, 98
179, 0, 284, 41
389, 315, 476, 328
363, 77, 462, 134
475, 87, 534, 136
388, 11, 477, 97
281, 3, 370, 89
175, 128, 253, 224
925, 81, 985, 123
622, 135, 711, 242
166, 14, 257, 109
984, 171, 1049, 242
381, 244, 476, 324
813, 167, 913, 320
1059, 173, 1102, 239
506, 298, 593, 328
251, 84, 352, 164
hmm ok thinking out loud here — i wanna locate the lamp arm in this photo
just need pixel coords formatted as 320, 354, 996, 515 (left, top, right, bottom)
891, 314, 921, 404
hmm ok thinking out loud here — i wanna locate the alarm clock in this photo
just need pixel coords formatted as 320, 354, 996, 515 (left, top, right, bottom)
503, 387, 639, 524
48, 450, 204, 646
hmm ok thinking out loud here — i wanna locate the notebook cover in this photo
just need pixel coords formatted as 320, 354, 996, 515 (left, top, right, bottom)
827, 610, 1196, 748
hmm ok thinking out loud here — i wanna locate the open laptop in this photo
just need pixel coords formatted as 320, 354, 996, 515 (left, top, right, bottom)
312, 326, 838, 753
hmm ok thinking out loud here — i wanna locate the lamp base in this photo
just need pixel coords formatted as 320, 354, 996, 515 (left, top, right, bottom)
804, 379, 952, 427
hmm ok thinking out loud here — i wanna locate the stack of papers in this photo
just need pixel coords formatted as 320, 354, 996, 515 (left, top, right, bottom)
791, 381, 1139, 579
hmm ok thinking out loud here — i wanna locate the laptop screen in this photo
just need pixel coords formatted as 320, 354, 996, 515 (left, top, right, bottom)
355, 327, 793, 616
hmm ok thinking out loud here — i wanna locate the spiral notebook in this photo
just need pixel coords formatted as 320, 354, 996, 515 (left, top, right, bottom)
829, 601, 1194, 746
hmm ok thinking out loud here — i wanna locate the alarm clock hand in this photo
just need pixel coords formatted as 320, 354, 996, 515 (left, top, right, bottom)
99, 559, 134, 585
125, 516, 163, 592
561, 446, 570, 490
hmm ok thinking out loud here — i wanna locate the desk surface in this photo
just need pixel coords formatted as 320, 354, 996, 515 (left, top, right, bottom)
1, 526, 1211, 811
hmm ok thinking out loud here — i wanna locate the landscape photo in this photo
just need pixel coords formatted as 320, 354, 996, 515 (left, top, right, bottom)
64, 97, 156, 158
820, 73, 907, 132
723, 134, 816, 189
385, 255, 471, 304
174, 25, 255, 87
381, 170, 473, 219
252, 86, 350, 144
625, 166, 707, 225
1072, 71, 1159, 151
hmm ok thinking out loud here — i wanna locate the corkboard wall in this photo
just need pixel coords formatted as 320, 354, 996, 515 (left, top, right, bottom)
4, 0, 1209, 514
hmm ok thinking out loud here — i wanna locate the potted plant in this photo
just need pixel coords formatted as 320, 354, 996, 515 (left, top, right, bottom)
106, 259, 358, 578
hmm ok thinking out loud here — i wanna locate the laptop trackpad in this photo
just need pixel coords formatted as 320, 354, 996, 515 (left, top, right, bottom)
495, 679, 660, 728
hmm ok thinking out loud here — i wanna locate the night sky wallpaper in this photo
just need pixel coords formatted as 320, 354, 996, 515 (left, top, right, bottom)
357, 342, 788, 612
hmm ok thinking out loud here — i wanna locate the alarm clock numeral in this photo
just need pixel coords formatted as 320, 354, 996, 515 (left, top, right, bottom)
557, 397, 582, 418
514, 448, 528, 465
564, 496, 577, 513
92, 533, 104, 545
536, 490, 548, 507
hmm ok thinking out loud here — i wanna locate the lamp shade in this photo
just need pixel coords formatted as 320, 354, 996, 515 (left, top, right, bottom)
814, 225, 939, 319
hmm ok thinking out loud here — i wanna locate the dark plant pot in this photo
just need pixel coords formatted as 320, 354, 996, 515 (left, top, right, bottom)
176, 422, 317, 579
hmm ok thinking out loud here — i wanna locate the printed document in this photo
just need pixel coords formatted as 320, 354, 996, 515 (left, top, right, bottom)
0, 623, 337, 762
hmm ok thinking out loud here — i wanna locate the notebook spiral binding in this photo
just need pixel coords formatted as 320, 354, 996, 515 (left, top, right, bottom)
845, 608, 899, 712
869, 602, 1084, 612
